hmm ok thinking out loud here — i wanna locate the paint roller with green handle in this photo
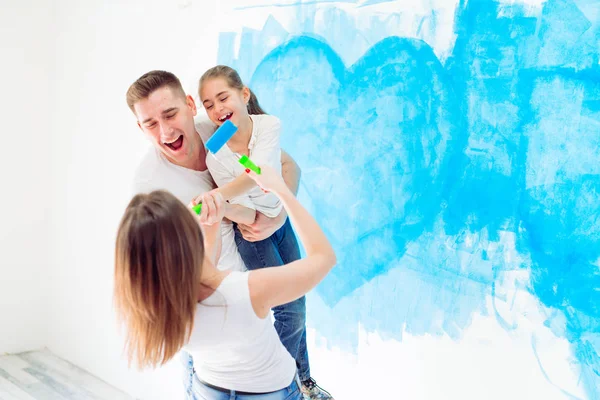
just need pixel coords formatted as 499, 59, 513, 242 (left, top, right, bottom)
193, 120, 262, 215
238, 154, 261, 174
192, 203, 202, 215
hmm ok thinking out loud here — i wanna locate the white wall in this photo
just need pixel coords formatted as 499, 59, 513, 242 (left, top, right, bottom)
46, 0, 222, 398
6, 1, 587, 399
0, 0, 54, 355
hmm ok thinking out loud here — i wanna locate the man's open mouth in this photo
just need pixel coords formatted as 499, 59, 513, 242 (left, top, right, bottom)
165, 135, 184, 151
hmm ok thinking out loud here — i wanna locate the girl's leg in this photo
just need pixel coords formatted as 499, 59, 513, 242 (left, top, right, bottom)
270, 219, 310, 381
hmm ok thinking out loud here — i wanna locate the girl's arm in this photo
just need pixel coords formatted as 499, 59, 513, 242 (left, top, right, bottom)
224, 203, 256, 225
204, 152, 257, 225
214, 148, 301, 201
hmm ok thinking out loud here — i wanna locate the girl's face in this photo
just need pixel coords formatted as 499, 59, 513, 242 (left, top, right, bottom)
200, 77, 250, 128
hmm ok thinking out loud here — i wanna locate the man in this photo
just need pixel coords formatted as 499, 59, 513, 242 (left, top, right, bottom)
126, 70, 333, 400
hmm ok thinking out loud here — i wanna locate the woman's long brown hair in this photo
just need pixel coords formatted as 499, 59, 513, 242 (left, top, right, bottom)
114, 190, 204, 368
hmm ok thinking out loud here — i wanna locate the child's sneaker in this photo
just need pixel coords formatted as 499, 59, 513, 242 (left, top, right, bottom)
300, 378, 334, 400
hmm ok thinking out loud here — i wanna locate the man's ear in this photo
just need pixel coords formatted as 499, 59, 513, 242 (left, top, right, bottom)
186, 95, 198, 116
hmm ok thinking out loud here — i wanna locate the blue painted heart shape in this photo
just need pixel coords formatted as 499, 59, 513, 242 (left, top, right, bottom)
249, 36, 461, 306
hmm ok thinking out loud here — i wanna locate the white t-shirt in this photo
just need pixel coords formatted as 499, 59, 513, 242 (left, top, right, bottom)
132, 147, 246, 272
196, 114, 283, 218
184, 271, 296, 392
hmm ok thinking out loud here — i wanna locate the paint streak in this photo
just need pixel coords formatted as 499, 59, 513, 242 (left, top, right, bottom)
234, 1, 356, 11
219, 0, 600, 397
532, 334, 584, 400
218, 1, 461, 79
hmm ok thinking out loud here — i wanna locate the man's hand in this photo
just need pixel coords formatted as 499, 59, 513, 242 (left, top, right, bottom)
237, 210, 287, 242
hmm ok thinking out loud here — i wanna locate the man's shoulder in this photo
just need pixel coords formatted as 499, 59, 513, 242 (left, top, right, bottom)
132, 147, 163, 194
194, 115, 217, 143
134, 147, 160, 175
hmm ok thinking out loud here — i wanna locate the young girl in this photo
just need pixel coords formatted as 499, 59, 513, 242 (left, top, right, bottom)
195, 66, 333, 399
114, 165, 336, 399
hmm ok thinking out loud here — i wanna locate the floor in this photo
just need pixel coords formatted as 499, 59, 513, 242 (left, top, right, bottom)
0, 349, 131, 400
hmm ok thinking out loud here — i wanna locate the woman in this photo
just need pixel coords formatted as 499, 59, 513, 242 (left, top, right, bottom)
114, 165, 336, 399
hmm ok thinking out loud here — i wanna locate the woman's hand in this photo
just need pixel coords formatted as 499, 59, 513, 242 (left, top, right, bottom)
244, 165, 289, 195
190, 190, 226, 226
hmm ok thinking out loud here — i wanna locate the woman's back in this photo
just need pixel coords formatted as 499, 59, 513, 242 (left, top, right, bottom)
184, 271, 296, 392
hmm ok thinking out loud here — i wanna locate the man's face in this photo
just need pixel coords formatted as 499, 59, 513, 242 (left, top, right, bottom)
134, 86, 200, 168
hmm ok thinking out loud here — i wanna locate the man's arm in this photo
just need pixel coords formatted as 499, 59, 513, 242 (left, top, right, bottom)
281, 149, 301, 196
237, 149, 301, 242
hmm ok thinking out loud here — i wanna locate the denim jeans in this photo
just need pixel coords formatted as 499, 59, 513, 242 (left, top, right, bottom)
181, 352, 302, 400
234, 218, 310, 381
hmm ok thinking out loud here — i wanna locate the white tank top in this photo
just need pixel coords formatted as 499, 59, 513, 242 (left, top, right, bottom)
183, 271, 296, 392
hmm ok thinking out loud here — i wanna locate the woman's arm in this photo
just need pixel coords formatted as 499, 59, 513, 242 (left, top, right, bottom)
190, 191, 226, 265
200, 222, 221, 267
235, 148, 301, 241
245, 167, 336, 318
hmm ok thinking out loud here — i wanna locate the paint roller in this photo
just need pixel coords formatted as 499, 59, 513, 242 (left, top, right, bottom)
192, 120, 261, 215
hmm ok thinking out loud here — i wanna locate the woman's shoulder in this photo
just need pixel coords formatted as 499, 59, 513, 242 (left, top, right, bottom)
200, 271, 250, 305
221, 271, 255, 307
220, 271, 251, 294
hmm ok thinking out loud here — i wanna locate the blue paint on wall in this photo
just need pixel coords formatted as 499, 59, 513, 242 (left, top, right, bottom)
233, 0, 357, 11
217, 0, 600, 396
250, 35, 458, 305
